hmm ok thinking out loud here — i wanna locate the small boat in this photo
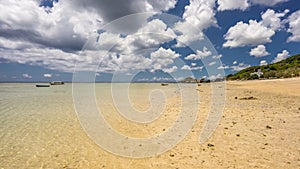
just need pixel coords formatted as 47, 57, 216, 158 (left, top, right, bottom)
50, 81, 64, 85
36, 84, 50, 87
161, 83, 168, 86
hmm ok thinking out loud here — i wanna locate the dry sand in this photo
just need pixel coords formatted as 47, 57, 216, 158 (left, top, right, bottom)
1, 78, 300, 168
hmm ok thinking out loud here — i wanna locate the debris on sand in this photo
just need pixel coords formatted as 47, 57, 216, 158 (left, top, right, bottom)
266, 125, 272, 129
207, 143, 214, 147
239, 96, 257, 100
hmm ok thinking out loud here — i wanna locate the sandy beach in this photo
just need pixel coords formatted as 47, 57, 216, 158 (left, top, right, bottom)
0, 78, 300, 168
1, 0, 300, 168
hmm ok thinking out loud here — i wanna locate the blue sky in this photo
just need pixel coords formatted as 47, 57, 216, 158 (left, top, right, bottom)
0, 0, 299, 82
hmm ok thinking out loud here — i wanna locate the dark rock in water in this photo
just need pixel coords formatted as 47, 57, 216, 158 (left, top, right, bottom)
239, 96, 257, 100
266, 125, 272, 129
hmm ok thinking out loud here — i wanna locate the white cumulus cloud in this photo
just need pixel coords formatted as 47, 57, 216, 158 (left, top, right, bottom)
272, 50, 289, 63
150, 47, 180, 72
223, 9, 288, 48
43, 74, 52, 78
259, 60, 268, 66
181, 65, 203, 71
146, 0, 178, 12
287, 10, 300, 42
250, 45, 270, 57
250, 0, 288, 6
181, 65, 191, 70
212, 54, 223, 59
208, 61, 217, 66
0, 0, 180, 74
217, 0, 288, 12
217, 64, 230, 69
110, 19, 177, 54
152, 76, 173, 82
217, 0, 249, 11
22, 73, 32, 79
174, 0, 217, 46
184, 47, 212, 60
0, 0, 103, 51
231, 63, 251, 71
209, 74, 223, 81
261, 9, 289, 31
223, 20, 274, 47
162, 66, 178, 73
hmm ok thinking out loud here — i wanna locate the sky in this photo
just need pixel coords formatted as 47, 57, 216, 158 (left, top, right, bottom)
0, 0, 299, 82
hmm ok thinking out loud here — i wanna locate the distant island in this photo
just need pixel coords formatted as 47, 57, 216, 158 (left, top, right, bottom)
180, 53, 300, 83
226, 53, 300, 80
181, 76, 224, 83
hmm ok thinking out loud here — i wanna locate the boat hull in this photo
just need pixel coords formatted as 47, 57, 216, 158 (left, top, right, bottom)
36, 84, 50, 87
50, 81, 64, 85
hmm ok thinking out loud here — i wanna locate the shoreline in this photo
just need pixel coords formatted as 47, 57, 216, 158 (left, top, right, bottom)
0, 78, 299, 168
1, 76, 300, 84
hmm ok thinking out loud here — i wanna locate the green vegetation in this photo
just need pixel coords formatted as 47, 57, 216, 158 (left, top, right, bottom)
227, 54, 300, 80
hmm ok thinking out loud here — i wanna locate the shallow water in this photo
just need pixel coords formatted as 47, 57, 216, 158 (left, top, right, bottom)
0, 83, 186, 168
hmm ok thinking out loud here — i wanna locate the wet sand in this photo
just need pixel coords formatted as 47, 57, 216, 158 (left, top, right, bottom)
0, 79, 299, 168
